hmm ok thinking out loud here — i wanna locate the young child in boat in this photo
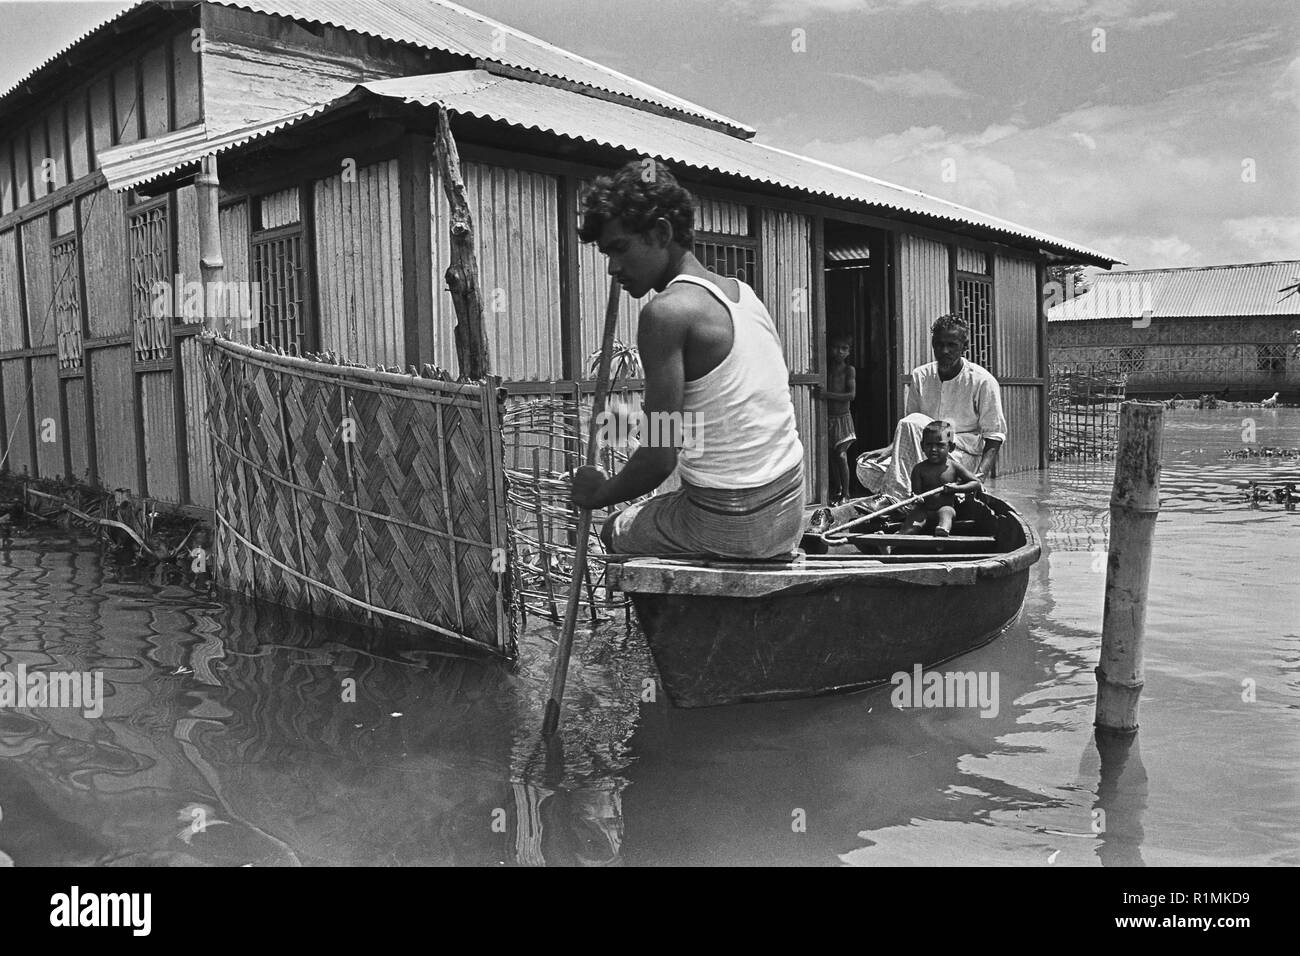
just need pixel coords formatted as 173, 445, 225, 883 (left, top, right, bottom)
899, 420, 982, 537
823, 333, 857, 505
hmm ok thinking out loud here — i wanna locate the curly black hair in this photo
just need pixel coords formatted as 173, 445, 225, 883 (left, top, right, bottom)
578, 158, 695, 246
930, 313, 970, 343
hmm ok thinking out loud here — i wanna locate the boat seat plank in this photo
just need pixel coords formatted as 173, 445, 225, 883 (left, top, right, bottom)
847, 534, 997, 547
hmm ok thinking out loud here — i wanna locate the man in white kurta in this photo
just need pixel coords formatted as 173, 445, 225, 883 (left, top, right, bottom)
857, 316, 1007, 500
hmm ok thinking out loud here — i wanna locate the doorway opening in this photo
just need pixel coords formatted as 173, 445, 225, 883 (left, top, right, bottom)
824, 221, 892, 496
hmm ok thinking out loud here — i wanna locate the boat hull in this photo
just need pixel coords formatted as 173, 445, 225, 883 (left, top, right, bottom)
629, 569, 1028, 707
609, 494, 1039, 708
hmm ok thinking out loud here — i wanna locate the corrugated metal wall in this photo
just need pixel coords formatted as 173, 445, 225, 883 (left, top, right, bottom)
91, 347, 136, 491
140, 371, 180, 502
994, 254, 1039, 378
260, 187, 300, 230
315, 159, 405, 367
432, 159, 563, 380
956, 247, 988, 274
175, 185, 201, 313
218, 200, 253, 344
1, 359, 32, 472
65, 376, 88, 480
760, 208, 813, 374
21, 217, 54, 347
80, 188, 131, 337
697, 195, 749, 235
896, 234, 951, 379
999, 384, 1041, 476
790, 383, 818, 505
0, 228, 21, 351
30, 356, 61, 476
181, 336, 214, 508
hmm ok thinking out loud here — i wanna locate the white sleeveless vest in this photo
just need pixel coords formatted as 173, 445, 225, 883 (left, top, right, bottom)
667, 274, 804, 489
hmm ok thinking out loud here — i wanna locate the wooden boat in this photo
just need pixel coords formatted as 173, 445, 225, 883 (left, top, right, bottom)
604, 493, 1040, 708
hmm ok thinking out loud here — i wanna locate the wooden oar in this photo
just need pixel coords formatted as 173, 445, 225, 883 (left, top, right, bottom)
821, 487, 947, 540
542, 277, 623, 737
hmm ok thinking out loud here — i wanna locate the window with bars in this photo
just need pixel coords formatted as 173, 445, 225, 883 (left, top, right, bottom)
1257, 343, 1287, 372
1116, 346, 1146, 373
251, 229, 308, 353
248, 189, 309, 354
130, 202, 171, 362
694, 238, 759, 296
956, 274, 993, 371
52, 236, 82, 369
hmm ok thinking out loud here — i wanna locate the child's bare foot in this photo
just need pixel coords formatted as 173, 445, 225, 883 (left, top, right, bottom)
933, 526, 950, 537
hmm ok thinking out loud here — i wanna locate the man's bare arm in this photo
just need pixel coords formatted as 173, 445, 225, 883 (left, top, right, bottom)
572, 296, 685, 508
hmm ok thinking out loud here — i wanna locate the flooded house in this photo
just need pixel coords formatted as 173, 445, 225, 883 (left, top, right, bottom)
0, 0, 1118, 513
1047, 261, 1300, 402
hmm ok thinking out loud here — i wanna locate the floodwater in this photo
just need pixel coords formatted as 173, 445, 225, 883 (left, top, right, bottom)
1, 407, 1296, 866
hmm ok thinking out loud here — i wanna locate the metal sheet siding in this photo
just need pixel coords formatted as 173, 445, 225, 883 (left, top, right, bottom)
994, 254, 1039, 378
696, 195, 749, 236
175, 185, 201, 316
21, 217, 54, 348
141, 370, 180, 502
181, 334, 214, 507
956, 246, 987, 274
897, 233, 950, 378
1050, 261, 1300, 321
30, 356, 60, 476
790, 382, 817, 505
216, 200, 255, 345
760, 207, 812, 374
314, 159, 404, 366
81, 188, 131, 337
0, 359, 33, 473
260, 186, 300, 228
998, 384, 1040, 476
91, 346, 137, 491
65, 375, 88, 480
0, 228, 22, 351
432, 159, 561, 380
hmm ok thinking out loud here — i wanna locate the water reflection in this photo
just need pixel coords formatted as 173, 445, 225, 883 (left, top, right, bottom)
0, 408, 1297, 866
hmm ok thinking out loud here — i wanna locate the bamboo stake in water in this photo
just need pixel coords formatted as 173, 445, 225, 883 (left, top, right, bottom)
1096, 401, 1164, 734
542, 278, 623, 737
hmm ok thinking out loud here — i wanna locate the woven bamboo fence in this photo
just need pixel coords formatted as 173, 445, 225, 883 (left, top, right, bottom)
203, 335, 515, 655
502, 388, 641, 625
1048, 363, 1126, 462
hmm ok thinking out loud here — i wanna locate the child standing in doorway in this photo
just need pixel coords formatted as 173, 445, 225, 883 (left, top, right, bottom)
823, 334, 857, 505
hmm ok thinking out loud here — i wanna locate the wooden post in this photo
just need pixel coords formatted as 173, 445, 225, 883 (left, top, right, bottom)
434, 109, 490, 380
1095, 400, 1163, 734
195, 154, 224, 334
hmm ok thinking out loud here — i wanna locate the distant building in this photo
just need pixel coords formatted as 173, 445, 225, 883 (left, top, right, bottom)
1047, 261, 1300, 401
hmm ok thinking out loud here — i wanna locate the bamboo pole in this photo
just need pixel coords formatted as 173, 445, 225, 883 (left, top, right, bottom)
1095, 401, 1163, 734
195, 155, 225, 334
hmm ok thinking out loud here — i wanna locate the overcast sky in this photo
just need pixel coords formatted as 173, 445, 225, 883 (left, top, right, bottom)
2, 0, 1297, 269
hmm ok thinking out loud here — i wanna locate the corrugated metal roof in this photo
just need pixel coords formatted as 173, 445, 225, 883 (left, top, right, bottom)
100, 71, 1118, 265
0, 0, 753, 137
1048, 262, 1300, 321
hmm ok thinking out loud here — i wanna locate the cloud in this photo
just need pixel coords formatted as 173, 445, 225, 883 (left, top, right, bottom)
832, 68, 972, 98
1223, 216, 1300, 259
773, 50, 1296, 269
724, 0, 1177, 29
1273, 57, 1300, 109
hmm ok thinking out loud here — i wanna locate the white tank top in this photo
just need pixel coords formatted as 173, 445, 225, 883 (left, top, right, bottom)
668, 274, 805, 488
